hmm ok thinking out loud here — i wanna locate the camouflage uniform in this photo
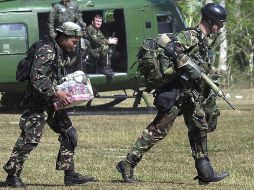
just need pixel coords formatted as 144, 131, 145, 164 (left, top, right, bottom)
48, 0, 86, 38
117, 26, 228, 184
85, 24, 110, 72
3, 37, 76, 177
127, 27, 219, 161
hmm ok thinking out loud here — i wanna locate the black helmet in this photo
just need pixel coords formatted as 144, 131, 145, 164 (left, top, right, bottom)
201, 3, 227, 23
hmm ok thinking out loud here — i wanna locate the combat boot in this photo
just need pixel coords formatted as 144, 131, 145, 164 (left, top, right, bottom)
104, 66, 114, 76
64, 171, 94, 186
5, 175, 26, 188
194, 157, 229, 185
96, 66, 114, 76
116, 159, 136, 183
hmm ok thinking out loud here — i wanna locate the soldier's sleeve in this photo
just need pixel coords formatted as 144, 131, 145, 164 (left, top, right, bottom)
161, 31, 202, 79
75, 3, 86, 29
163, 30, 199, 69
30, 45, 57, 97
48, 5, 57, 37
86, 26, 107, 46
97, 30, 108, 44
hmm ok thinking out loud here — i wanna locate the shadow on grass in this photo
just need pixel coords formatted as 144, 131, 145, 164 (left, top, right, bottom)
0, 182, 66, 188
27, 183, 66, 187
27, 179, 100, 187
110, 179, 188, 185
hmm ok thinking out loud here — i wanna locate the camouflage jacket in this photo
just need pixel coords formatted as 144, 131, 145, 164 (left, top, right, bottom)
48, 1, 85, 37
85, 24, 108, 49
26, 37, 69, 110
172, 26, 217, 74
156, 26, 220, 96
171, 26, 220, 96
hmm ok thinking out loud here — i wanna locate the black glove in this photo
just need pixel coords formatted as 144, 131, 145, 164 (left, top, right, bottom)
181, 63, 203, 80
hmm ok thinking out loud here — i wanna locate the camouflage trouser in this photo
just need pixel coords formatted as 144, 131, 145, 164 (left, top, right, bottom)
126, 91, 209, 165
90, 44, 109, 66
203, 95, 220, 133
182, 98, 208, 160
3, 109, 75, 176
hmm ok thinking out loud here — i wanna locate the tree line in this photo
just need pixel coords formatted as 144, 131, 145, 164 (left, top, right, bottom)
175, 0, 254, 88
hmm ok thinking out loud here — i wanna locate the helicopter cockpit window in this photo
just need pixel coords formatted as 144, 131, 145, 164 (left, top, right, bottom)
0, 23, 28, 55
157, 14, 173, 34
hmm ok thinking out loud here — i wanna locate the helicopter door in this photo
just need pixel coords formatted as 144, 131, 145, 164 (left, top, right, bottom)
143, 8, 154, 38
0, 12, 38, 82
125, 8, 155, 75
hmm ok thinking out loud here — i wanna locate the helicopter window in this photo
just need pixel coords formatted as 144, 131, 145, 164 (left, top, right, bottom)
0, 23, 28, 55
157, 15, 173, 34
145, 22, 152, 29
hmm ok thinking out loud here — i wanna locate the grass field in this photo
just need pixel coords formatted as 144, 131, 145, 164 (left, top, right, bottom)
0, 89, 254, 189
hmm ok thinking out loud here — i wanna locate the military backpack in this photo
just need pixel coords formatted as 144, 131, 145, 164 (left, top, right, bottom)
136, 37, 176, 92
16, 37, 53, 82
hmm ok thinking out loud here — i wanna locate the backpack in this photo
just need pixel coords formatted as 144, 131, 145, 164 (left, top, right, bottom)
16, 37, 50, 82
136, 38, 176, 92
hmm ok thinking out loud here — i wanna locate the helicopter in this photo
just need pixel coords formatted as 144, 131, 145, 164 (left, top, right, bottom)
0, 0, 186, 108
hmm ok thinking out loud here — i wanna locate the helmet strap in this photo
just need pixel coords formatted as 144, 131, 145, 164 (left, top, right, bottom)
200, 19, 212, 36
207, 20, 213, 31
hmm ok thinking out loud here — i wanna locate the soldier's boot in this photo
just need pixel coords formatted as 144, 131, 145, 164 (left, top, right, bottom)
96, 66, 114, 76
96, 57, 114, 76
64, 171, 94, 186
5, 175, 26, 188
194, 157, 229, 185
116, 159, 136, 183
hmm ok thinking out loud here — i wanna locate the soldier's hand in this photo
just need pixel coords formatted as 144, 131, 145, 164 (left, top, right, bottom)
50, 32, 57, 38
54, 90, 71, 106
182, 63, 202, 80
108, 37, 118, 45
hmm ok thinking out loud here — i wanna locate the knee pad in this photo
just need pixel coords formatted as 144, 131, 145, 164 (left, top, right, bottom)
59, 127, 78, 151
206, 108, 220, 132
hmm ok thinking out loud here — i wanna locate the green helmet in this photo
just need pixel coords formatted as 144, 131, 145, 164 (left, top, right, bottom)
56, 22, 82, 37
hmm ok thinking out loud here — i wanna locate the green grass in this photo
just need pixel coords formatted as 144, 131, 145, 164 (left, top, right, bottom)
0, 89, 254, 189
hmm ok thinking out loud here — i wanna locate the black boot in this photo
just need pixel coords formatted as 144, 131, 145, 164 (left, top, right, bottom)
5, 175, 26, 188
194, 157, 229, 185
104, 66, 114, 76
96, 66, 114, 76
116, 159, 136, 183
64, 171, 94, 186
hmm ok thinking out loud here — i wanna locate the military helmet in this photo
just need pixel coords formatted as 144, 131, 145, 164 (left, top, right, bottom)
56, 22, 82, 37
201, 3, 227, 23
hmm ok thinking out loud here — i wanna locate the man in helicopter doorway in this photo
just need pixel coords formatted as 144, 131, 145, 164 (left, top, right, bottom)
116, 3, 229, 185
86, 14, 118, 76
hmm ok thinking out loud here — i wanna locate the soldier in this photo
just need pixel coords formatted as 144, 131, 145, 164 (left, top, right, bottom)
48, 0, 86, 38
3, 22, 94, 188
86, 14, 118, 76
116, 3, 229, 185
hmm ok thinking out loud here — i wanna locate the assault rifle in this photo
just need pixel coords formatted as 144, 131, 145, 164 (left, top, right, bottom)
189, 62, 235, 110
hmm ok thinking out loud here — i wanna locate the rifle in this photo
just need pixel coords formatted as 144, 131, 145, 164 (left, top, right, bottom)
188, 62, 235, 110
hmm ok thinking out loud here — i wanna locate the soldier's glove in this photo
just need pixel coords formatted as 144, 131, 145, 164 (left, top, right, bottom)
180, 62, 204, 80
210, 73, 221, 86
